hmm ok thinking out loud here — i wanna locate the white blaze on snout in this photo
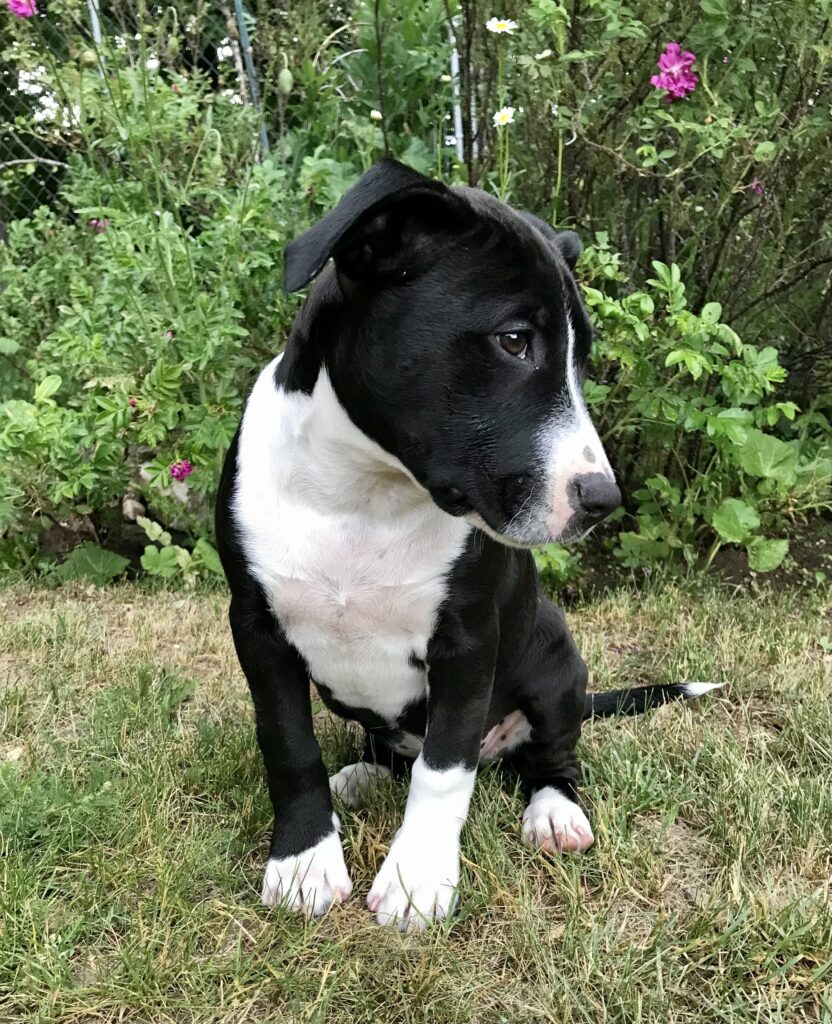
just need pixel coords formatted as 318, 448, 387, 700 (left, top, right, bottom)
543, 311, 614, 538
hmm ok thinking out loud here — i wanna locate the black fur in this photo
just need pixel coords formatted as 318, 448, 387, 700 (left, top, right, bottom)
216, 160, 718, 876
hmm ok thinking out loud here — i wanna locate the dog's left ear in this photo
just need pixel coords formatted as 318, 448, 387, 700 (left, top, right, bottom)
520, 212, 583, 272
554, 230, 582, 272
283, 159, 465, 292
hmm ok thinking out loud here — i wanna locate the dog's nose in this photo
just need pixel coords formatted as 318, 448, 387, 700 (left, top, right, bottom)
574, 473, 621, 524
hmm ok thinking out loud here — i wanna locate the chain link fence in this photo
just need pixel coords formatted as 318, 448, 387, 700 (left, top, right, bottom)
1, 0, 276, 227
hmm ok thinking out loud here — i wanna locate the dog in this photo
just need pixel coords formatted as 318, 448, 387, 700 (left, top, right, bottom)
215, 159, 721, 931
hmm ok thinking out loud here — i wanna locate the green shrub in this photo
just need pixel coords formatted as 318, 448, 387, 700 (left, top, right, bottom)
580, 240, 830, 571
0, 3, 829, 582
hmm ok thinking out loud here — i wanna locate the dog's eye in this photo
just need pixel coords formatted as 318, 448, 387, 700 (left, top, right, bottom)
496, 330, 531, 359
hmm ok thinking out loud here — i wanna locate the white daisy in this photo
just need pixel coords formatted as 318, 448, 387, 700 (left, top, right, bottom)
485, 17, 517, 34
492, 105, 516, 127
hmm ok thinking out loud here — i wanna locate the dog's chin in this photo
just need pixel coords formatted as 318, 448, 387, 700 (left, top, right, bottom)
465, 511, 595, 550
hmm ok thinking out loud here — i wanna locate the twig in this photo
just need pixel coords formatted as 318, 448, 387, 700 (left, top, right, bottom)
373, 0, 390, 155
0, 157, 70, 170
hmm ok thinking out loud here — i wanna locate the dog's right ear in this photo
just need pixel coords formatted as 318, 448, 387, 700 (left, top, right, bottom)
283, 159, 464, 292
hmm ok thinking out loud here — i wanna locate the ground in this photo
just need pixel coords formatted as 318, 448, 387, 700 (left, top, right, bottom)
1, 581, 830, 1024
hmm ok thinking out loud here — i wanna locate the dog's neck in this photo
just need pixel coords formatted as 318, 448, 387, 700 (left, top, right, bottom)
269, 362, 430, 521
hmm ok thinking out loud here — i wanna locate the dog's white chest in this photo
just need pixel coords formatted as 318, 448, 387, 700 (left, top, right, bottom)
233, 360, 471, 721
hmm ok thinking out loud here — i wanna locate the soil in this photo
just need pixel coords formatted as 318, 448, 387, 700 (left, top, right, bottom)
560, 513, 832, 606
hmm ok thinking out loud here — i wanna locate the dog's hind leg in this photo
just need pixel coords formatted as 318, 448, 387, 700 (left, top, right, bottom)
505, 596, 594, 854
329, 763, 392, 808
329, 732, 411, 808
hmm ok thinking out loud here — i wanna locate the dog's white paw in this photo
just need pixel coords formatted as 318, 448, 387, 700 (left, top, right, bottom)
366, 830, 460, 931
329, 762, 392, 809
261, 823, 352, 915
522, 787, 594, 854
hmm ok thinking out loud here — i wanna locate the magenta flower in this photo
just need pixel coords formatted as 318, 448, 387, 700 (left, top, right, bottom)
169, 459, 194, 482
748, 177, 764, 196
650, 42, 698, 101
7, 0, 38, 16
88, 218, 109, 233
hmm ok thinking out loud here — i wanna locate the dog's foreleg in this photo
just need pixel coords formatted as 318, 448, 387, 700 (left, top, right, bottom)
229, 593, 352, 914
366, 613, 497, 931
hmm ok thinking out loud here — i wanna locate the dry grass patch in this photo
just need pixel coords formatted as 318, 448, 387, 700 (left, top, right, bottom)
1, 580, 830, 1024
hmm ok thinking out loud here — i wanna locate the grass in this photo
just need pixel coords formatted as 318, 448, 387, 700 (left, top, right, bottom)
1, 579, 831, 1024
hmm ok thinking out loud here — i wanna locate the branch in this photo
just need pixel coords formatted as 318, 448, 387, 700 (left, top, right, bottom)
0, 157, 70, 171
734, 257, 832, 319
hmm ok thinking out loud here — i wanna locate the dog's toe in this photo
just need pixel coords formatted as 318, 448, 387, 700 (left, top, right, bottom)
522, 786, 594, 854
367, 830, 459, 931
261, 828, 353, 915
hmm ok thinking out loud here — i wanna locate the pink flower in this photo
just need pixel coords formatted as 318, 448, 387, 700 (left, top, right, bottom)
88, 218, 109, 233
128, 397, 137, 408
7, 0, 38, 16
650, 42, 698, 101
165, 330, 174, 339
748, 176, 764, 196
170, 459, 194, 482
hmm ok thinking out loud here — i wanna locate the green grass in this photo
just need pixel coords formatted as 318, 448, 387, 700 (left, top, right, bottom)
1, 581, 831, 1024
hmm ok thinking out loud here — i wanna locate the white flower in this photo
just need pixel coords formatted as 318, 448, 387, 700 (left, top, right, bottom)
492, 105, 515, 127
440, 74, 452, 83
534, 49, 553, 59
369, 109, 383, 121
485, 17, 517, 34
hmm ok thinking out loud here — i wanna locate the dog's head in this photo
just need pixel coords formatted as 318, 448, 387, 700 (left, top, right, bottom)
283, 159, 620, 547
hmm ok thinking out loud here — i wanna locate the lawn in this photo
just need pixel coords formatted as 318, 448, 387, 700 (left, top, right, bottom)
1, 581, 830, 1024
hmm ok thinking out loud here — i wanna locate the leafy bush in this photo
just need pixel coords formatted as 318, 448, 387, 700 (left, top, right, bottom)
581, 241, 830, 572
0, 1, 829, 583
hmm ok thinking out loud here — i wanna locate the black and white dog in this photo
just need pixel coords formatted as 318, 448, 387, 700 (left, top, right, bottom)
216, 160, 720, 931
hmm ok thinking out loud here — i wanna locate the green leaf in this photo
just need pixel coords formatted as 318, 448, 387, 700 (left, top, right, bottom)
54, 544, 129, 586
710, 498, 760, 544
753, 140, 776, 162
140, 544, 180, 578
193, 538, 223, 575
747, 537, 789, 572
34, 376, 62, 404
137, 516, 172, 546
701, 302, 722, 324
736, 429, 797, 484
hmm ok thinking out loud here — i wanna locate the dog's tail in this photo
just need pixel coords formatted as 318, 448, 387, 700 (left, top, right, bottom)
583, 681, 724, 720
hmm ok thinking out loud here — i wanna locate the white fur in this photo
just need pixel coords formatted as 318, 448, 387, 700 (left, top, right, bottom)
367, 758, 474, 931
329, 762, 392, 808
234, 359, 471, 723
522, 786, 594, 854
261, 815, 352, 914
681, 681, 725, 696
540, 312, 615, 541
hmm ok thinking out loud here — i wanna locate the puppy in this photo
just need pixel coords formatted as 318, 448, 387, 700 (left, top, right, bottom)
216, 160, 720, 931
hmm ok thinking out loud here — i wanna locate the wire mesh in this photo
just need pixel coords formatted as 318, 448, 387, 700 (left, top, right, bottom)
1, 0, 269, 227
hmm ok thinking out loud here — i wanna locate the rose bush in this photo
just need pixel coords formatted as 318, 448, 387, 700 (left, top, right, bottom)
0, 0, 829, 584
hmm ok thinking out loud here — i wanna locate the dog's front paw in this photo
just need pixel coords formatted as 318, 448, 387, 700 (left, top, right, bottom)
523, 786, 594, 854
366, 830, 460, 931
261, 826, 352, 915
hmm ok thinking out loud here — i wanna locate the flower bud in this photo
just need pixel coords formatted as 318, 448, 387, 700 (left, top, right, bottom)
278, 67, 294, 95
